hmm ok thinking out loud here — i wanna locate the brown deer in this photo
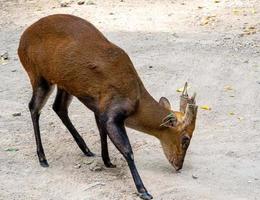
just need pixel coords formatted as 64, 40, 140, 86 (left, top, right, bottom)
18, 14, 198, 200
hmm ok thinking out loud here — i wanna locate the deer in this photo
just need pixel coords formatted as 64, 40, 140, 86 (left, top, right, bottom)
18, 14, 198, 200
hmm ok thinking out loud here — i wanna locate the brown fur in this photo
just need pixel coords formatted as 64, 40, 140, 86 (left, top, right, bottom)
18, 14, 197, 171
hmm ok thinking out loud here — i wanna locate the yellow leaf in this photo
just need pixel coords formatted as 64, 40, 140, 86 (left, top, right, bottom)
232, 9, 240, 15
242, 26, 257, 36
252, 9, 256, 14
229, 112, 235, 115
214, 0, 220, 3
224, 85, 233, 91
200, 105, 211, 110
200, 15, 216, 26
176, 86, 191, 93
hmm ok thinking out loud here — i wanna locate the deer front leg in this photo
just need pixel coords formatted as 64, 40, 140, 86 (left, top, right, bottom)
98, 112, 153, 200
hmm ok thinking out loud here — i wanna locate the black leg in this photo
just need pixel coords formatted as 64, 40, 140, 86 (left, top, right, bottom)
99, 113, 153, 200
95, 114, 116, 168
29, 78, 53, 167
53, 89, 94, 156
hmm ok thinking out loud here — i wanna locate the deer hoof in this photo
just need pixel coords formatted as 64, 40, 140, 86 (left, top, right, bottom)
105, 162, 116, 168
138, 192, 153, 200
39, 159, 49, 167
85, 151, 95, 157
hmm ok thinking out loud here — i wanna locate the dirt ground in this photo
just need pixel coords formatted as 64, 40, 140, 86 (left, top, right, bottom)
0, 0, 259, 199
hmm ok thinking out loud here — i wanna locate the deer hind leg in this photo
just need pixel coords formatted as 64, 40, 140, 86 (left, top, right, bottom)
95, 114, 116, 168
29, 77, 54, 167
53, 88, 94, 157
97, 104, 153, 200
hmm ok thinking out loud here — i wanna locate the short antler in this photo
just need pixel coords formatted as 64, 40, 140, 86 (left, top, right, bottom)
180, 82, 188, 113
179, 82, 196, 113
179, 82, 198, 127
183, 103, 198, 127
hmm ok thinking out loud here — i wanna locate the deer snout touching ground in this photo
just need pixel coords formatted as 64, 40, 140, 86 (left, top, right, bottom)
18, 14, 198, 200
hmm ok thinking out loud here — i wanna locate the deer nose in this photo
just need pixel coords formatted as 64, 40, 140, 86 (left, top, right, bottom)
172, 162, 183, 171
175, 165, 182, 171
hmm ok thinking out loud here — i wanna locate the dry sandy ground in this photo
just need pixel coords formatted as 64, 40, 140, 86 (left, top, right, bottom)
0, 0, 260, 199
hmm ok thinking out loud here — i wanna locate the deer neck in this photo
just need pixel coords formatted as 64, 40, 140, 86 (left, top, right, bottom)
125, 88, 169, 138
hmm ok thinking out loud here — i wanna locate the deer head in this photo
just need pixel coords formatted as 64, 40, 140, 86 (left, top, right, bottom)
159, 83, 198, 171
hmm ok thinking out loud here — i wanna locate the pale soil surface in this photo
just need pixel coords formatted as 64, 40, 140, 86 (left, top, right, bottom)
0, 0, 259, 200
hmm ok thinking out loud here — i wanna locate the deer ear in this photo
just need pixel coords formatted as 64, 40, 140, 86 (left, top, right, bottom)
159, 97, 171, 110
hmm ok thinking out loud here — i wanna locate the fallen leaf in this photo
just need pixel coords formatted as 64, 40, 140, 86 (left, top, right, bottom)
200, 105, 211, 110
0, 59, 8, 65
214, 0, 220, 3
232, 9, 241, 15
200, 15, 216, 26
229, 112, 235, 115
84, 182, 105, 190
237, 117, 244, 120
5, 148, 19, 152
176, 86, 191, 93
241, 26, 257, 36
224, 85, 233, 91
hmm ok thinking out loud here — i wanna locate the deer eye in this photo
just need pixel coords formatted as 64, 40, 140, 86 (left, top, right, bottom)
182, 135, 190, 149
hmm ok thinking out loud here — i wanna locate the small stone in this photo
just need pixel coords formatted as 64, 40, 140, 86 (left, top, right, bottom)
109, 12, 114, 15
149, 66, 153, 69
49, 122, 54, 125
11, 69, 17, 72
60, 3, 69, 7
12, 112, 21, 117
77, 0, 85, 5
74, 163, 81, 169
60, 0, 72, 7
192, 174, 198, 179
172, 33, 179, 38
1, 52, 9, 60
